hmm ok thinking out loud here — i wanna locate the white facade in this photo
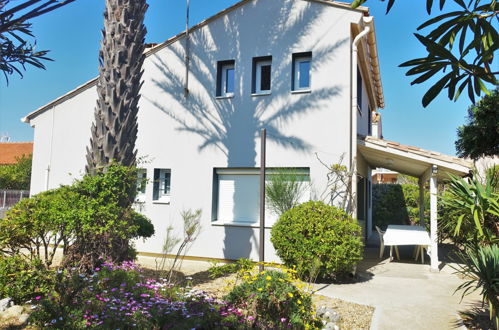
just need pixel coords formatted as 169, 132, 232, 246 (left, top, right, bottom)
25, 0, 382, 262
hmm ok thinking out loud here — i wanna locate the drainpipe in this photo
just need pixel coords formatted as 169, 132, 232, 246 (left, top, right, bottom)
350, 17, 373, 218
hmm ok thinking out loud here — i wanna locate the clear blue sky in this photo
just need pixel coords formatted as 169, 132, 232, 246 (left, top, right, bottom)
0, 0, 474, 156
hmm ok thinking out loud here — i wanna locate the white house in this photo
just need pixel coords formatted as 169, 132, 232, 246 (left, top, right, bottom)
22, 0, 471, 270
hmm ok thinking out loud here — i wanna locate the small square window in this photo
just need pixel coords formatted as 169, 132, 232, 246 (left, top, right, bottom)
136, 169, 147, 195
252, 56, 272, 94
216, 60, 235, 97
153, 169, 171, 202
292, 52, 311, 91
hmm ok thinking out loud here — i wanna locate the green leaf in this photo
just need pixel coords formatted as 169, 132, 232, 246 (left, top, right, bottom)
422, 72, 453, 107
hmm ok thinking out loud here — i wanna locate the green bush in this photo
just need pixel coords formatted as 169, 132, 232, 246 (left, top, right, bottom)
439, 172, 498, 245
0, 165, 155, 269
271, 201, 363, 279
226, 268, 320, 329
0, 154, 32, 190
372, 183, 429, 230
0, 255, 53, 304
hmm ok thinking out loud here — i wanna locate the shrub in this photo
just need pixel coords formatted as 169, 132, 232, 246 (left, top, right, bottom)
453, 244, 499, 329
0, 255, 53, 304
372, 183, 429, 230
0, 154, 32, 190
226, 267, 321, 329
440, 172, 498, 245
0, 164, 155, 270
271, 201, 363, 279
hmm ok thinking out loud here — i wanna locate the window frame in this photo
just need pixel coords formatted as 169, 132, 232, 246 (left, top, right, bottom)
216, 60, 235, 98
212, 167, 310, 226
292, 52, 312, 91
153, 168, 171, 204
252, 56, 272, 95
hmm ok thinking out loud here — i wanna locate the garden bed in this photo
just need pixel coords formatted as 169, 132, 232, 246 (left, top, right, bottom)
191, 272, 374, 330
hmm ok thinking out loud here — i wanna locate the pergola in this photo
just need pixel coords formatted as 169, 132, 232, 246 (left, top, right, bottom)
358, 136, 472, 271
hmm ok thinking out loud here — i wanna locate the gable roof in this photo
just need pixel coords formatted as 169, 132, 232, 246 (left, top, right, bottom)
0, 142, 33, 165
22, 0, 377, 123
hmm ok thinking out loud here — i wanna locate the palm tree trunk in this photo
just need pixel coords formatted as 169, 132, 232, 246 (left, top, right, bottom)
86, 0, 148, 174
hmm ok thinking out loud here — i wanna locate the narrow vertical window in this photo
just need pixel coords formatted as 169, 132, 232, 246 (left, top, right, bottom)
153, 168, 171, 202
252, 56, 272, 94
216, 60, 235, 97
136, 169, 147, 195
357, 67, 363, 114
292, 52, 311, 91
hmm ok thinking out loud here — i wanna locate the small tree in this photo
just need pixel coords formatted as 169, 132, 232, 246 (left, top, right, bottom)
0, 154, 32, 189
455, 89, 499, 160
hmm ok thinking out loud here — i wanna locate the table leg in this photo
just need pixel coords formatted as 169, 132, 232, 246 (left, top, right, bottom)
390, 246, 393, 261
394, 246, 400, 260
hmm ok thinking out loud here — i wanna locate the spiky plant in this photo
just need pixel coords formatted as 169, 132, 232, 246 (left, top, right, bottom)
86, 0, 148, 174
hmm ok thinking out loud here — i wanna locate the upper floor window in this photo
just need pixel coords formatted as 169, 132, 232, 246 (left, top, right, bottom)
153, 168, 171, 203
252, 56, 272, 94
292, 52, 311, 91
216, 60, 235, 97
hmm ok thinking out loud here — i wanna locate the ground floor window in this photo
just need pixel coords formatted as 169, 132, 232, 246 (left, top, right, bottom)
212, 168, 310, 225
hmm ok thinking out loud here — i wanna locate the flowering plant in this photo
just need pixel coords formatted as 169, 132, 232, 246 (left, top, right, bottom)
31, 261, 247, 329
225, 265, 321, 329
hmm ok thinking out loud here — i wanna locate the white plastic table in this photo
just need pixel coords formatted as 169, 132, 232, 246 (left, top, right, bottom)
383, 225, 431, 263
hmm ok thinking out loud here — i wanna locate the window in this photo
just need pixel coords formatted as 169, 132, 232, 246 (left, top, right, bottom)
212, 168, 310, 225
368, 106, 372, 136
292, 52, 311, 91
357, 67, 363, 114
252, 56, 272, 94
216, 60, 235, 97
136, 169, 147, 196
153, 169, 171, 202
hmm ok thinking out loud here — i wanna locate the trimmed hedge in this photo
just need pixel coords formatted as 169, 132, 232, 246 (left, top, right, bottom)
271, 201, 363, 279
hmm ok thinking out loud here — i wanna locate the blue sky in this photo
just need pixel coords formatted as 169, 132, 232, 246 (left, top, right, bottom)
0, 0, 474, 156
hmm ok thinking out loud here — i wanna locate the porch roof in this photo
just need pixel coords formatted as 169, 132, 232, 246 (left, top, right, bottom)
358, 136, 472, 180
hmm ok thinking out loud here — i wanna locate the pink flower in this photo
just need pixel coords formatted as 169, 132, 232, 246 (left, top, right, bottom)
35, 296, 41, 300
280, 318, 287, 323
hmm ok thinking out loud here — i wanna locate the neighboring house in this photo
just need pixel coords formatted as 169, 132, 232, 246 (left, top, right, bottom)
372, 168, 399, 184
21, 0, 471, 270
0, 142, 33, 166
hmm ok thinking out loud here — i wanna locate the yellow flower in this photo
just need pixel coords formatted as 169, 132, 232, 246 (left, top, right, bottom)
266, 276, 272, 281
297, 299, 302, 304
258, 288, 263, 291
288, 292, 293, 298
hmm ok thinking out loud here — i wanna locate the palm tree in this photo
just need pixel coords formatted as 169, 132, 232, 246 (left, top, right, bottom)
86, 0, 148, 174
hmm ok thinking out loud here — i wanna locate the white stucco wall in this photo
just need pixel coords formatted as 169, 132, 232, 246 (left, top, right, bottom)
28, 0, 370, 261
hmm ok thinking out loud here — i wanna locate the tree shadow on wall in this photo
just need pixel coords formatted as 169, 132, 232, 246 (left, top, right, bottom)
146, 0, 347, 259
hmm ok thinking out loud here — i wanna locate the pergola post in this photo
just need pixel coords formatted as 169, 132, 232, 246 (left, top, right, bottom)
418, 178, 425, 227
429, 165, 439, 271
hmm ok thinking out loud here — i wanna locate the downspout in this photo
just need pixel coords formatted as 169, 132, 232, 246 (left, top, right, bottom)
350, 16, 373, 218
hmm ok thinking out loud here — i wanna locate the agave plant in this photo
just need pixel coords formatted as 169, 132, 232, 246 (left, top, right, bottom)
86, 0, 148, 174
454, 244, 499, 329
440, 171, 499, 245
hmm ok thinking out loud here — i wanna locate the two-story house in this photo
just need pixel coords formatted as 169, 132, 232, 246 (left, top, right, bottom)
22, 0, 470, 270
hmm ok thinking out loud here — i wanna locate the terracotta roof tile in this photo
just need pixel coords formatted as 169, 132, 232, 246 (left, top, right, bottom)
0, 142, 33, 165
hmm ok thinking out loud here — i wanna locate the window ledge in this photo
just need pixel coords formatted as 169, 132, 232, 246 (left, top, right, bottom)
153, 196, 171, 205
291, 89, 311, 94
251, 92, 271, 97
211, 220, 272, 229
215, 95, 234, 100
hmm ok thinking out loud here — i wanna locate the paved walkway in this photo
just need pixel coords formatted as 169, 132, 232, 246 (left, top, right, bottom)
313, 247, 481, 330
